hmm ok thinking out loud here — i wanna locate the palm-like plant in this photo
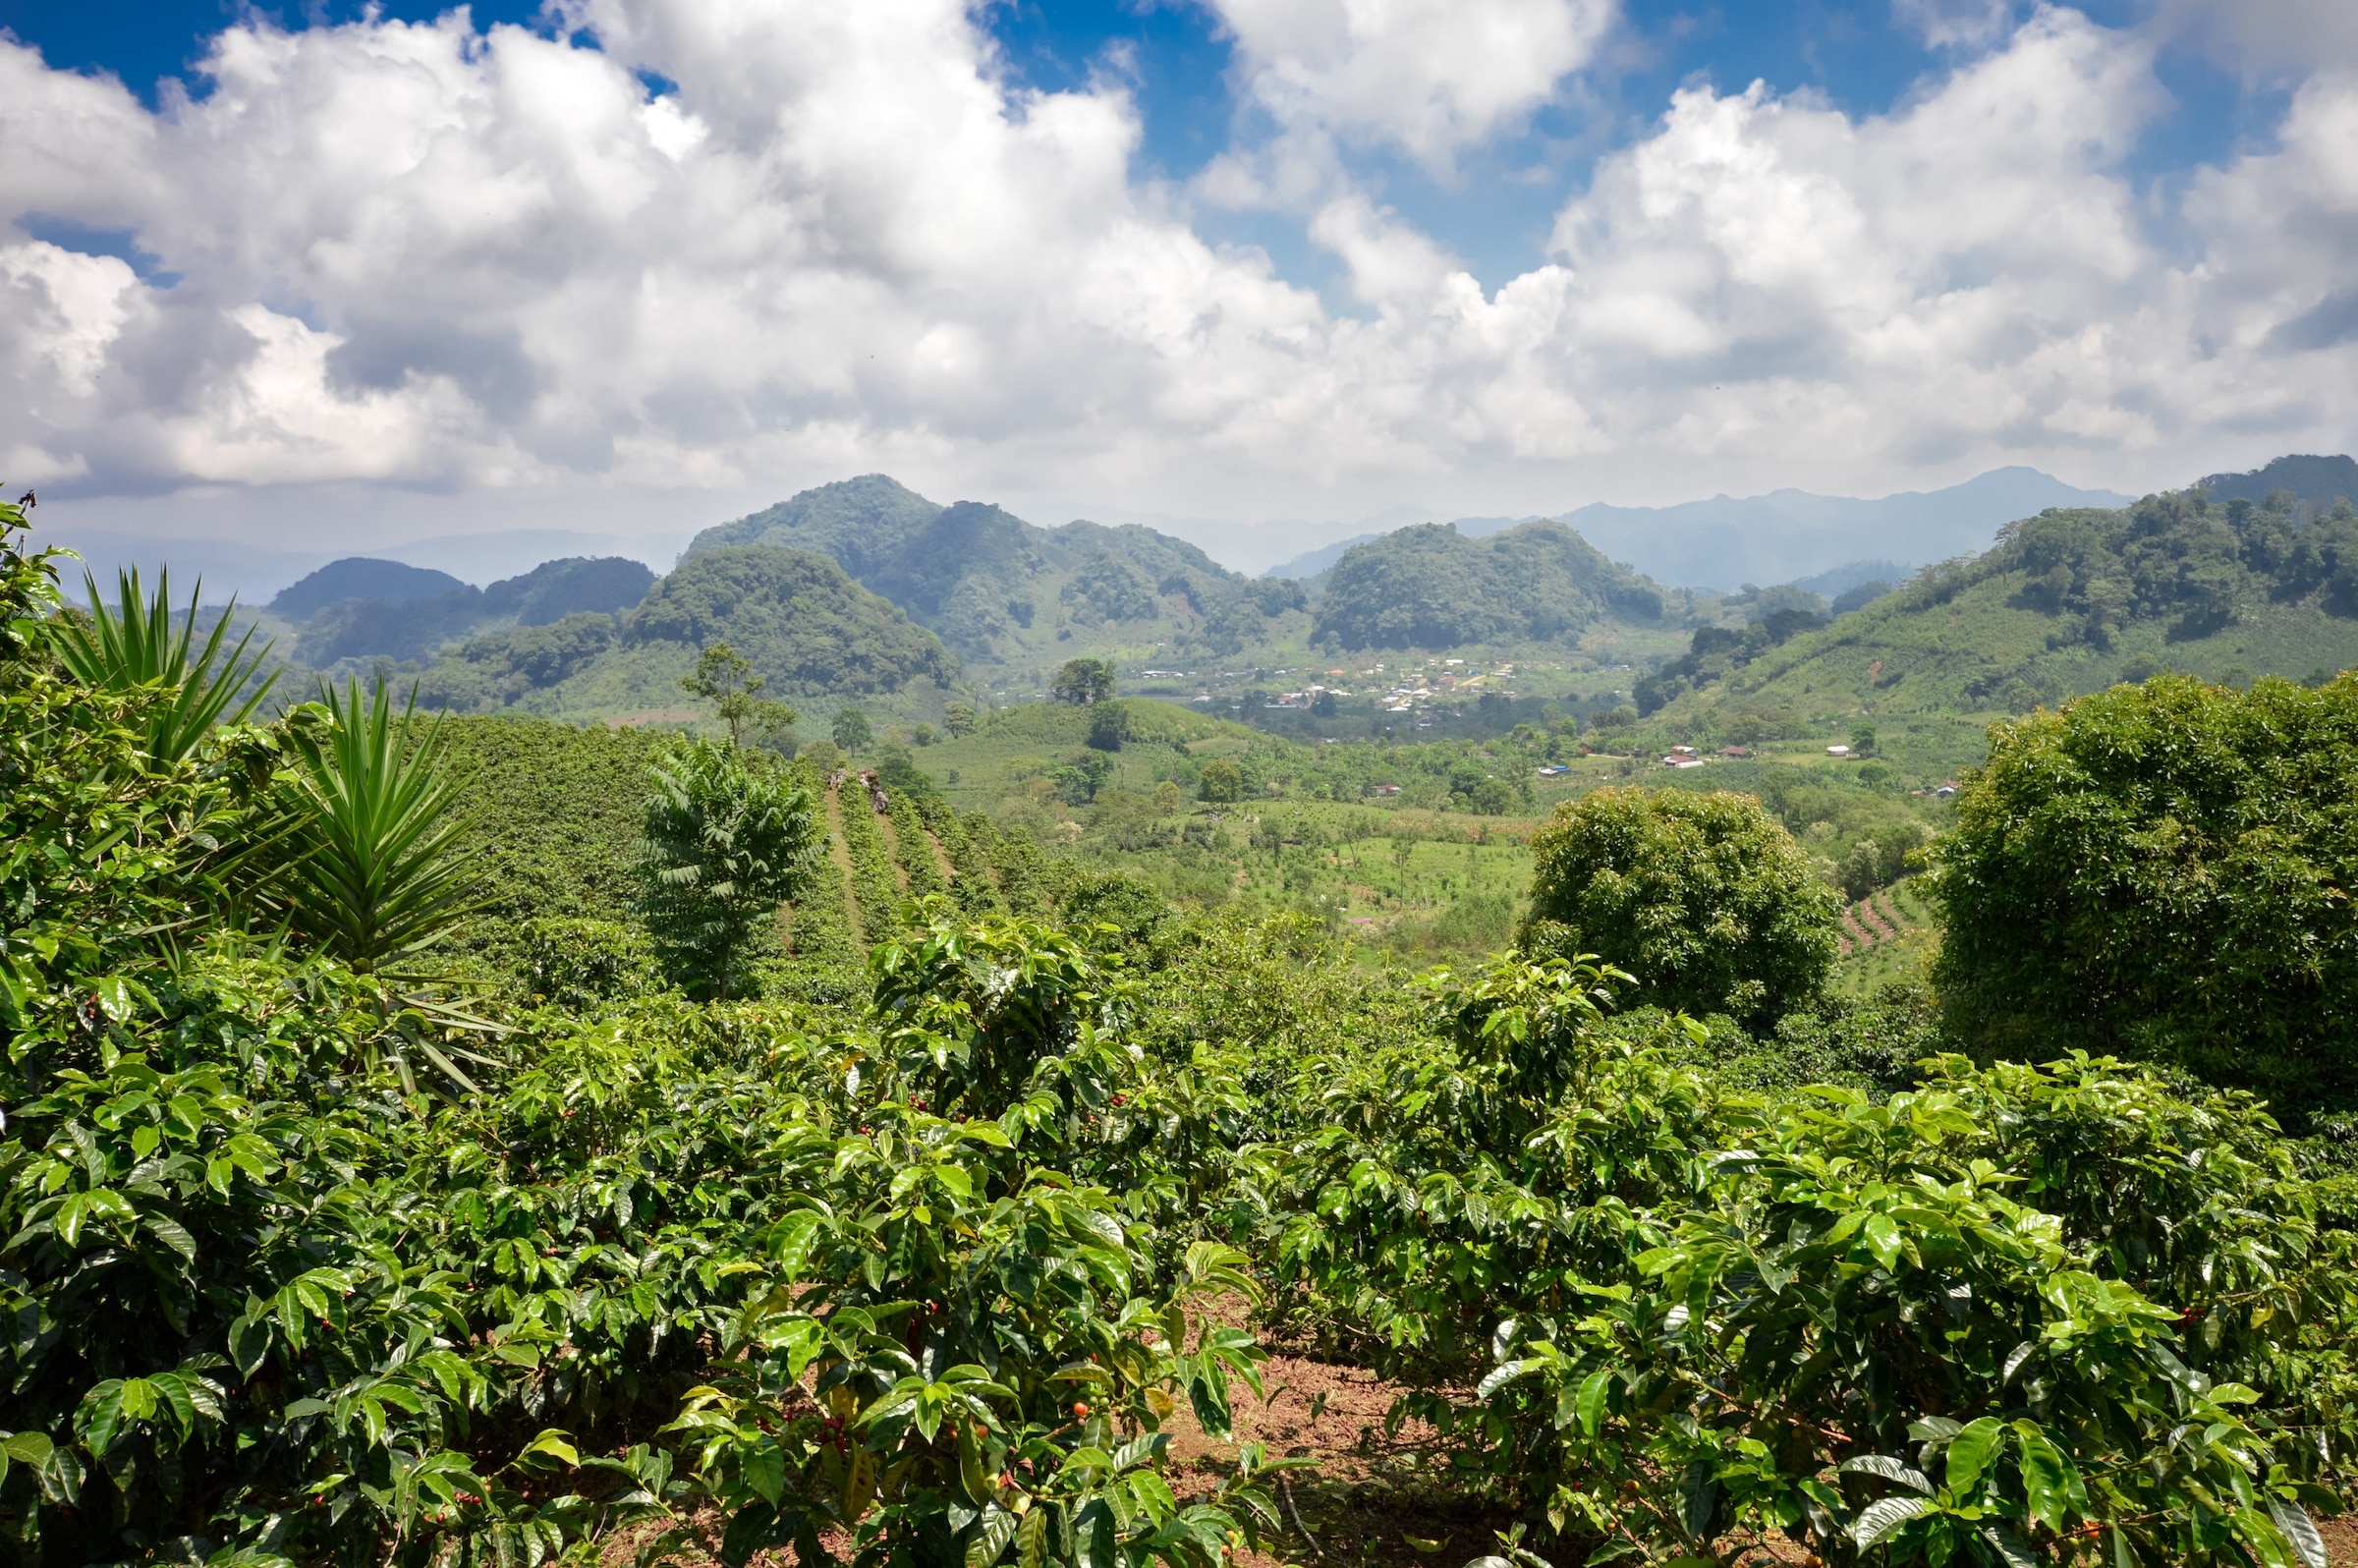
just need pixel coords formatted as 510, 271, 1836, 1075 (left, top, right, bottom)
269, 678, 484, 974
52, 567, 276, 763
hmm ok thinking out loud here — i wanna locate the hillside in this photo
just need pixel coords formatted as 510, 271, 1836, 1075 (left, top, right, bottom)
418, 545, 956, 719
1645, 482, 2358, 770
259, 553, 656, 667
684, 475, 1311, 677
1312, 519, 1677, 651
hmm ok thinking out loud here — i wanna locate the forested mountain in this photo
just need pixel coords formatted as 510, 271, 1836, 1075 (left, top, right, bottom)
1311, 519, 1671, 650
2197, 452, 2358, 516
419, 544, 955, 715
268, 554, 656, 666
271, 557, 469, 619
685, 475, 1309, 667
1643, 480, 2358, 737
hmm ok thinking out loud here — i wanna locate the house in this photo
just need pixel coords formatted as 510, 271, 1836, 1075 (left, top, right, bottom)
1537, 765, 1567, 776
1661, 756, 1706, 769
1670, 744, 1698, 756
1722, 746, 1748, 757
1935, 781, 1959, 798
1373, 783, 1402, 796
1826, 744, 1851, 756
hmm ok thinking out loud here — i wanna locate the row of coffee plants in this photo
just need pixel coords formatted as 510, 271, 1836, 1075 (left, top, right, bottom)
0, 508, 1281, 1568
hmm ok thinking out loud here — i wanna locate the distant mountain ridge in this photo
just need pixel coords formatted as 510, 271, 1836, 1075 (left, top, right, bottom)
268, 554, 656, 667
686, 476, 1308, 671
1546, 468, 2136, 591
1644, 463, 2358, 736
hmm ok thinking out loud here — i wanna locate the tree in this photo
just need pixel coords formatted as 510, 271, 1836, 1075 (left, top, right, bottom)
1088, 700, 1131, 751
1153, 780, 1181, 813
1521, 786, 1838, 1022
1849, 721, 1877, 756
831, 705, 873, 753
942, 699, 979, 737
1050, 656, 1116, 705
679, 640, 796, 748
1198, 757, 1243, 804
633, 738, 823, 999
1932, 672, 2358, 1115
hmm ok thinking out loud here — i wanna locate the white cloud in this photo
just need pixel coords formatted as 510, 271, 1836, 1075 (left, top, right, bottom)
0, 0, 2354, 535
1205, 0, 1615, 167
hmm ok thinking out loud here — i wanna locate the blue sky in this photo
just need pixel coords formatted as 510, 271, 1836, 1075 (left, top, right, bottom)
1, 0, 2351, 551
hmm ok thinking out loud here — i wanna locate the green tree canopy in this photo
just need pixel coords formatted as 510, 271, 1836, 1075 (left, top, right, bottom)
831, 705, 873, 753
1051, 656, 1116, 705
1198, 757, 1243, 804
632, 738, 823, 998
1932, 671, 2358, 1115
679, 639, 796, 747
1521, 785, 1838, 1022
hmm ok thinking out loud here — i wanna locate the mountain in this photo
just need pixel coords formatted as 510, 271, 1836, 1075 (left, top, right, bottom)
1547, 468, 2134, 591
2197, 454, 2358, 516
685, 476, 1309, 669
1312, 520, 1672, 650
419, 544, 955, 717
1791, 559, 1911, 599
276, 554, 656, 667
1263, 533, 1379, 581
1644, 470, 2358, 746
272, 558, 468, 619
483, 556, 656, 627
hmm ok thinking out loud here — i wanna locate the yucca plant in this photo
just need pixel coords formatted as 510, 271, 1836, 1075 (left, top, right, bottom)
52, 566, 276, 764
268, 678, 485, 975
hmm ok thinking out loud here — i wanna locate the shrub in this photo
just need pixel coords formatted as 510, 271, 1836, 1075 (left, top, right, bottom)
1522, 786, 1840, 1022
1933, 673, 2358, 1117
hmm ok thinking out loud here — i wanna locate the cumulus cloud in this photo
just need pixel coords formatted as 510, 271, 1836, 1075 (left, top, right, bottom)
1205, 0, 1615, 166
0, 0, 2353, 527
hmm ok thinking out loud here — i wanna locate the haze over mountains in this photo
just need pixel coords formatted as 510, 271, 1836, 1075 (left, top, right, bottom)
38, 455, 2358, 751
1261, 468, 2134, 588
47, 466, 2146, 608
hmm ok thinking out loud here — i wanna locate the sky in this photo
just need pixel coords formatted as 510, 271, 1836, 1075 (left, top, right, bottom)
1, 0, 2354, 561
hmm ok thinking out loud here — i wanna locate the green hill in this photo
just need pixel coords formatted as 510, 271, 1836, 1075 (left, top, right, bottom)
1644, 483, 2358, 769
420, 545, 956, 719
1312, 519, 1674, 650
684, 475, 1310, 674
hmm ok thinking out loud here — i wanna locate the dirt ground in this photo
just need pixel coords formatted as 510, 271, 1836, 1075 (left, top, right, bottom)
604, 1333, 2358, 1568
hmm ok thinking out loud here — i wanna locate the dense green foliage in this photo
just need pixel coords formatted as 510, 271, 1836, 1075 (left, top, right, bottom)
8, 498, 2358, 1568
631, 546, 958, 695
415, 545, 954, 716
1251, 976, 2355, 1566
634, 739, 824, 999
1523, 787, 1841, 1022
1934, 672, 2358, 1116
1313, 520, 1668, 650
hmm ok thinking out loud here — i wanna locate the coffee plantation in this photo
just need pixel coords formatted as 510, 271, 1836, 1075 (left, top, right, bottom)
3, 500, 2354, 1568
